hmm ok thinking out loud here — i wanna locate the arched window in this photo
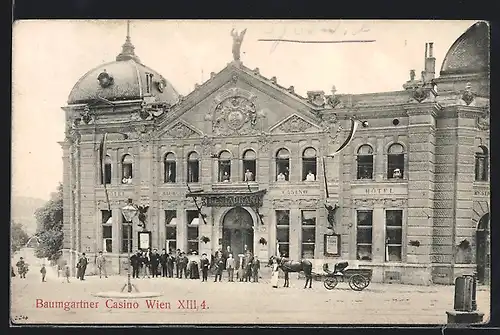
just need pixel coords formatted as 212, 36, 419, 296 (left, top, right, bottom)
187, 152, 199, 183
164, 152, 176, 183
121, 154, 133, 184
243, 149, 256, 182
475, 146, 488, 181
302, 147, 317, 181
357, 145, 373, 179
387, 143, 405, 179
276, 148, 290, 181
101, 155, 112, 185
218, 151, 231, 182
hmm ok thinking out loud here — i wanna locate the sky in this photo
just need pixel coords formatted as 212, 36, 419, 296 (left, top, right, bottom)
11, 20, 479, 200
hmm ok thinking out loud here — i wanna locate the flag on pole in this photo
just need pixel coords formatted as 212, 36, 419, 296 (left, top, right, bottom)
99, 133, 111, 211
327, 118, 359, 158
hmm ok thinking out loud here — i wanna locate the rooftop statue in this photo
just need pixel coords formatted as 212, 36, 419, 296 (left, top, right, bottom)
231, 28, 247, 62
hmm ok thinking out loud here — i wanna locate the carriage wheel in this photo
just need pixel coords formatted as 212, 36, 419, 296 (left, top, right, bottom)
348, 274, 369, 291
323, 277, 338, 290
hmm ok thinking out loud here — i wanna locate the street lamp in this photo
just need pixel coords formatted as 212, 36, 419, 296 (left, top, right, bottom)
121, 198, 139, 293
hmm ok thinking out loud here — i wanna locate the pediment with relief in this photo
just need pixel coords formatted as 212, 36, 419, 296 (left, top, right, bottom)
160, 121, 203, 139
269, 114, 322, 134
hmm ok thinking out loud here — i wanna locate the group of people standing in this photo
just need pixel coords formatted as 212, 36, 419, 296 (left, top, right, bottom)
130, 248, 184, 279
126, 246, 262, 283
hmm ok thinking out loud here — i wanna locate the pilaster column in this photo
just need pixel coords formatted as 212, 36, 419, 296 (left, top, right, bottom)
372, 204, 385, 262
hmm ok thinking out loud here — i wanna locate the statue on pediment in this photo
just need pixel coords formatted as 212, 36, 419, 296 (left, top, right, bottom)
231, 28, 247, 62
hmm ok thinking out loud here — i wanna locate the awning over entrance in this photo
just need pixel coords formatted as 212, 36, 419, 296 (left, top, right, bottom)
186, 189, 267, 207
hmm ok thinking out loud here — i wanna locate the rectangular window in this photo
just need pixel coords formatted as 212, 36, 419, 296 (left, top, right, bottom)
243, 160, 256, 181
101, 163, 112, 185
356, 210, 373, 261
145, 73, 152, 94
187, 160, 199, 183
276, 210, 290, 257
386, 210, 403, 262
187, 210, 199, 253
165, 210, 177, 252
276, 159, 289, 181
218, 160, 231, 182
302, 160, 317, 181
357, 156, 373, 179
101, 210, 112, 253
301, 210, 316, 259
121, 224, 133, 253
165, 162, 176, 183
388, 154, 404, 179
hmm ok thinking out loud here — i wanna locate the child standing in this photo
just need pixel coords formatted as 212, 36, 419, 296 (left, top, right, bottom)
40, 264, 47, 282
64, 265, 71, 283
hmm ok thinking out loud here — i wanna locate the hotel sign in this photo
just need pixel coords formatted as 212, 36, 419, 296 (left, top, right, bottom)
351, 185, 407, 197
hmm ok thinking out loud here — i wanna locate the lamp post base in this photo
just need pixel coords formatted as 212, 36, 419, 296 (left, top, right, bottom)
120, 273, 139, 293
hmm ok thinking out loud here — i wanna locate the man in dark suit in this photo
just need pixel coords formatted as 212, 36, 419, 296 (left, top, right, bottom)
76, 253, 88, 281
167, 251, 175, 278
150, 249, 160, 277
200, 253, 210, 282
159, 249, 168, 277
175, 249, 181, 278
179, 252, 189, 279
130, 251, 141, 279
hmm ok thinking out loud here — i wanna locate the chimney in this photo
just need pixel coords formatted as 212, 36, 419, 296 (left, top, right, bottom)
423, 42, 436, 82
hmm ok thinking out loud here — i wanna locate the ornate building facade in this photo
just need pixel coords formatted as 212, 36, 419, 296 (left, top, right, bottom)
60, 22, 489, 285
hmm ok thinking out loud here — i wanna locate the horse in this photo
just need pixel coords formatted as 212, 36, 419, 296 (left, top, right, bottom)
268, 256, 313, 289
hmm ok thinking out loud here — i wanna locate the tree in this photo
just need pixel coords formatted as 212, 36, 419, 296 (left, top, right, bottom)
11, 221, 29, 253
34, 183, 63, 260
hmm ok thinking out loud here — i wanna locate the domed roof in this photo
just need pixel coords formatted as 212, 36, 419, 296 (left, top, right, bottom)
67, 33, 179, 105
440, 21, 489, 76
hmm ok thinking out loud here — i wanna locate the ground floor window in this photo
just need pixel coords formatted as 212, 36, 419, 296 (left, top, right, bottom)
165, 210, 177, 253
356, 210, 373, 260
122, 225, 133, 253
276, 210, 290, 257
385, 210, 403, 262
187, 210, 199, 254
301, 210, 316, 258
101, 210, 112, 252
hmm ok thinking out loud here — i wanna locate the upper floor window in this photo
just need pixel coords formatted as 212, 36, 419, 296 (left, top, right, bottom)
475, 146, 488, 181
276, 148, 290, 181
387, 143, 404, 179
121, 154, 133, 184
243, 149, 256, 182
164, 152, 176, 183
218, 151, 231, 182
187, 152, 200, 183
357, 145, 373, 179
101, 155, 112, 185
302, 147, 317, 181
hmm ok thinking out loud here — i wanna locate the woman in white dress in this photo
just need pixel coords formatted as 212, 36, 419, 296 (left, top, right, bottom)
271, 258, 279, 288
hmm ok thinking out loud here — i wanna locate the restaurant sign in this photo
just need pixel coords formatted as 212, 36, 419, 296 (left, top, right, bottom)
187, 190, 267, 208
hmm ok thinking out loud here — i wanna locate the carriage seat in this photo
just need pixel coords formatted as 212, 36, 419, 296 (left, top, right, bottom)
322, 261, 349, 275
333, 261, 349, 275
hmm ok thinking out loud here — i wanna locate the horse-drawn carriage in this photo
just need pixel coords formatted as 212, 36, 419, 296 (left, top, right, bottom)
322, 262, 372, 291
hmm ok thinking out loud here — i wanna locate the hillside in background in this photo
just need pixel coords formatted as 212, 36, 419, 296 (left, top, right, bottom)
11, 196, 47, 235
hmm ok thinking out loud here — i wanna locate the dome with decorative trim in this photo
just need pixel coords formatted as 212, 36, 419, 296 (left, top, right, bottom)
67, 26, 179, 106
440, 21, 489, 76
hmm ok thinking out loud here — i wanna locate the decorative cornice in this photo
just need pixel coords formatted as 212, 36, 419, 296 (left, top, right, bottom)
352, 198, 408, 207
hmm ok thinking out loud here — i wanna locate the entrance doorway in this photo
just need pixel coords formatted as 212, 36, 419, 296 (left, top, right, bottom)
476, 213, 490, 284
222, 207, 254, 256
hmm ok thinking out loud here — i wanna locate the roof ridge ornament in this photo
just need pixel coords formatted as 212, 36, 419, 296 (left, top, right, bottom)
116, 20, 141, 63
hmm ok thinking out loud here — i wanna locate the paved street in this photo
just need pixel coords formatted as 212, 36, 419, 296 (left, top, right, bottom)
10, 258, 490, 325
